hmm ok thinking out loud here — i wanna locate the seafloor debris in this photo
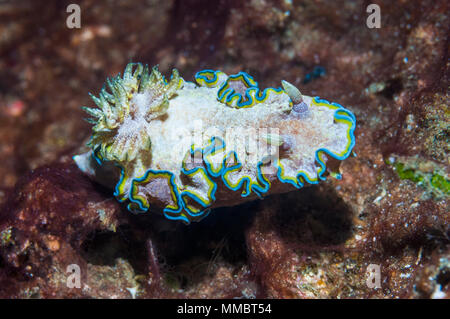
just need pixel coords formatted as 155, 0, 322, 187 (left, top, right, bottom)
74, 63, 356, 223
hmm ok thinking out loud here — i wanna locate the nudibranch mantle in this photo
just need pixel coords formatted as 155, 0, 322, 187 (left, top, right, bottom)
74, 63, 356, 224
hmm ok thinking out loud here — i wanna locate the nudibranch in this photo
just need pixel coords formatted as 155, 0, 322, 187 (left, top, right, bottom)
74, 63, 356, 224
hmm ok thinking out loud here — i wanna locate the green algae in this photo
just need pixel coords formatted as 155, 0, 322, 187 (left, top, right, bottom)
430, 174, 450, 195
0, 227, 13, 246
395, 163, 424, 184
391, 159, 449, 198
